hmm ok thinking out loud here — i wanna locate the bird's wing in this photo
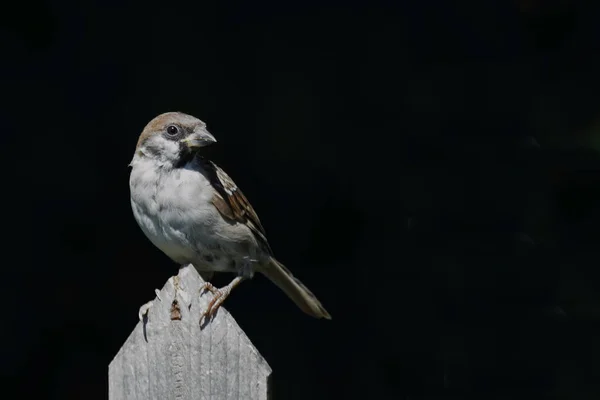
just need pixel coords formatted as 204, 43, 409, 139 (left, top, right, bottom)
198, 157, 273, 256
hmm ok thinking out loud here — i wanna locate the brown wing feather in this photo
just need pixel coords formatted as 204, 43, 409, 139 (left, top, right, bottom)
199, 157, 273, 256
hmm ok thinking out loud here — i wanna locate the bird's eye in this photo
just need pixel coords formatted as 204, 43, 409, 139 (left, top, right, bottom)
166, 125, 179, 136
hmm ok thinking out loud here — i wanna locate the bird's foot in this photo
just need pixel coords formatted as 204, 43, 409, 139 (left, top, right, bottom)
199, 277, 243, 324
138, 288, 162, 322
199, 282, 230, 323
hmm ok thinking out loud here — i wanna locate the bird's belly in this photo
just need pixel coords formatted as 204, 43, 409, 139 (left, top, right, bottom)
131, 197, 242, 272
130, 199, 197, 264
130, 165, 261, 274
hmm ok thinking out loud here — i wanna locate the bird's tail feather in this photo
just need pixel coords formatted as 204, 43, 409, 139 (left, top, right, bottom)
261, 258, 331, 320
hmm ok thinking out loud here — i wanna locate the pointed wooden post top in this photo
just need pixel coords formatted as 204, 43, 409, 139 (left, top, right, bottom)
109, 265, 272, 400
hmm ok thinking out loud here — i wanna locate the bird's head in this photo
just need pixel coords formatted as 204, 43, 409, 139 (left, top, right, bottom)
131, 111, 216, 168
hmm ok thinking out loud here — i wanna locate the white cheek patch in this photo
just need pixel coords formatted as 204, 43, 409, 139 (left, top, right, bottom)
142, 135, 182, 165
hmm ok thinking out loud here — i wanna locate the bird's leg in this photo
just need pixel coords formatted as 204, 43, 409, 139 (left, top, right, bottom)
198, 256, 257, 323
199, 276, 245, 323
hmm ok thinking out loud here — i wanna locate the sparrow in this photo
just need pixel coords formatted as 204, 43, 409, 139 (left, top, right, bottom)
129, 111, 331, 322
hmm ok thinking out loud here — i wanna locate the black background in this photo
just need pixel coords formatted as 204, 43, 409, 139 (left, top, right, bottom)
3, 0, 600, 398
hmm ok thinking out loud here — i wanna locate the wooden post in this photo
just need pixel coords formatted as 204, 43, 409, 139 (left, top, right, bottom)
109, 265, 272, 400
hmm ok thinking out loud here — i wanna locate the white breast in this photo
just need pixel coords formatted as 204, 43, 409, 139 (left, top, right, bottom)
128, 156, 258, 272
129, 157, 216, 265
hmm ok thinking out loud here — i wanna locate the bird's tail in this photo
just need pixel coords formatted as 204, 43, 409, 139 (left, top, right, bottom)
261, 258, 331, 320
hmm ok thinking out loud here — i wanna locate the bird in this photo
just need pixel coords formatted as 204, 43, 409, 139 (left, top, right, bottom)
129, 111, 331, 323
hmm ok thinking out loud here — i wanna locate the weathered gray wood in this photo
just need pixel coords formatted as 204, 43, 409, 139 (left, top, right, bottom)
109, 265, 272, 400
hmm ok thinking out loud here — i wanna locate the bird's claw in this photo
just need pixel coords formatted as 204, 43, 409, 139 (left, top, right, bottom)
200, 281, 218, 295
138, 289, 162, 322
139, 300, 154, 322
198, 277, 243, 325
199, 283, 230, 324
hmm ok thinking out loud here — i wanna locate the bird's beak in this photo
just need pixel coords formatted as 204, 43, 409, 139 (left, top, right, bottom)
182, 129, 217, 150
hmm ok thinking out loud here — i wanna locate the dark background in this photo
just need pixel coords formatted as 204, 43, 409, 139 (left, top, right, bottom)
2, 0, 600, 398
